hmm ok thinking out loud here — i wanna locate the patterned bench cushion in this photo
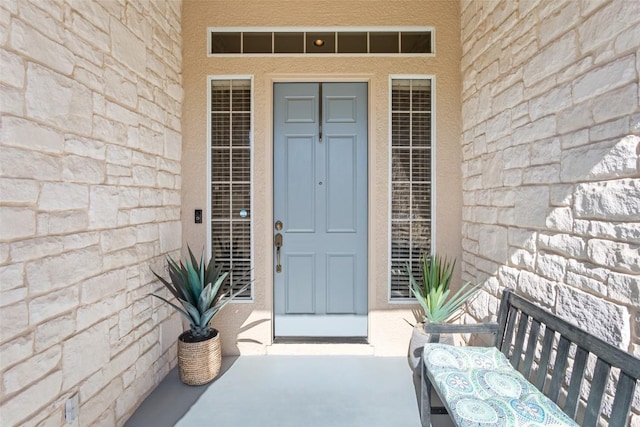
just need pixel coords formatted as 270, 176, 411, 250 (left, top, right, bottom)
423, 344, 578, 427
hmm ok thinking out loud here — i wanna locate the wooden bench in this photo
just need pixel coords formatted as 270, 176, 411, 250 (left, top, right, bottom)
420, 288, 640, 427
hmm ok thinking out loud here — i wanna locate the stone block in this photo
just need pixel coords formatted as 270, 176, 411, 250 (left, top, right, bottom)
77, 293, 126, 331
574, 178, 640, 221
529, 85, 572, 122
80, 269, 127, 304
557, 101, 594, 135
523, 164, 559, 184
0, 177, 39, 204
69, 11, 110, 52
0, 48, 24, 88
10, 20, 74, 75
104, 101, 139, 127
545, 207, 573, 232
481, 152, 503, 188
78, 377, 123, 426
100, 227, 137, 253
579, 0, 640, 54
110, 16, 147, 76
615, 20, 640, 54
536, 252, 567, 281
159, 221, 181, 253
164, 128, 181, 160
478, 225, 508, 262
0, 207, 36, 241
3, 345, 60, 394
591, 83, 638, 124
607, 271, 640, 306
68, 0, 109, 32
0, 287, 27, 307
0, 84, 24, 115
62, 155, 105, 184
139, 126, 164, 155
129, 208, 155, 225
514, 186, 550, 228
512, 116, 556, 145
0, 301, 28, 341
524, 31, 577, 86
503, 145, 530, 169
509, 247, 536, 270
573, 55, 636, 103
62, 320, 110, 388
34, 313, 75, 352
531, 138, 561, 165
539, 1, 579, 46
557, 285, 630, 348
0, 372, 62, 427
106, 145, 132, 166
25, 63, 92, 134
589, 117, 629, 144
89, 185, 120, 229
0, 333, 33, 368
566, 271, 607, 295
0, 147, 61, 180
517, 271, 557, 307
105, 68, 137, 109
65, 136, 106, 160
38, 210, 89, 235
538, 233, 587, 259
588, 239, 640, 274
29, 286, 79, 325
0, 263, 23, 292
39, 182, 88, 211
139, 188, 162, 206
484, 110, 511, 143
26, 246, 102, 293
574, 220, 640, 244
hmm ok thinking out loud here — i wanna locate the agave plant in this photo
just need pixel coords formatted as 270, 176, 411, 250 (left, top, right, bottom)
151, 246, 251, 341
407, 253, 483, 324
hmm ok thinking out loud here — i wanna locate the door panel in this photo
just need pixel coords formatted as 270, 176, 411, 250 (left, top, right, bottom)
274, 82, 368, 337
285, 135, 315, 232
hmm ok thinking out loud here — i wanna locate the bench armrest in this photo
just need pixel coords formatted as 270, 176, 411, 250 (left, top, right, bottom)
422, 322, 498, 335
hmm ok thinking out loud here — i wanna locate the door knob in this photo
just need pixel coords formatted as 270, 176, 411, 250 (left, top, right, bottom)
274, 233, 283, 273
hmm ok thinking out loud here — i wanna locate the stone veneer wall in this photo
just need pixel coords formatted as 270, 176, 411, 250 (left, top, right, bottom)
0, 1, 182, 425
460, 0, 639, 421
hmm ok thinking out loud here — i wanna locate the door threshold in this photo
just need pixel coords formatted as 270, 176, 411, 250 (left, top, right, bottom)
267, 338, 374, 356
273, 337, 368, 345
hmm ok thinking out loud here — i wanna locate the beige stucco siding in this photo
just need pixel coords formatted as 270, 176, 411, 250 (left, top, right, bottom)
182, 0, 462, 356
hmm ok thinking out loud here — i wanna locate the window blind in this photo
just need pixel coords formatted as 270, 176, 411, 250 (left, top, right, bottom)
390, 79, 432, 300
210, 79, 252, 299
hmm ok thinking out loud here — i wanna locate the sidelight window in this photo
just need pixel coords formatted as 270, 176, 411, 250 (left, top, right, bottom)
209, 77, 253, 299
389, 77, 433, 300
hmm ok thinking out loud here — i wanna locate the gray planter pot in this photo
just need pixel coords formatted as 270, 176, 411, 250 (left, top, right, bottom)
408, 322, 453, 375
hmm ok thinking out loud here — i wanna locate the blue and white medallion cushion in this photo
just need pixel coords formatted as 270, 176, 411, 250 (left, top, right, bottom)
423, 344, 579, 427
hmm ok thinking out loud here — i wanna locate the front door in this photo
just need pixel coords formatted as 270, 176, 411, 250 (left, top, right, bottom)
273, 82, 368, 337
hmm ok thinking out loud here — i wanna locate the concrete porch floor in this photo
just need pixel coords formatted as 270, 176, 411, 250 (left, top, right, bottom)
125, 355, 455, 427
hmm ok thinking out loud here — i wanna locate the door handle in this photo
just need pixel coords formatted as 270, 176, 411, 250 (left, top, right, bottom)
274, 233, 283, 273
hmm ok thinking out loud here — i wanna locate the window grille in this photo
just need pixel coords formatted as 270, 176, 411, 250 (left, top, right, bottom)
210, 79, 252, 299
209, 28, 432, 55
390, 78, 432, 300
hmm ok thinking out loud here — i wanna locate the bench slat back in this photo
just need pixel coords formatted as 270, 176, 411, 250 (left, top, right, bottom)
495, 289, 640, 425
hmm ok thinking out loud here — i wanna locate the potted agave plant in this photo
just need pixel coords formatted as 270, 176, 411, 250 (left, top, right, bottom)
406, 253, 483, 373
151, 246, 250, 385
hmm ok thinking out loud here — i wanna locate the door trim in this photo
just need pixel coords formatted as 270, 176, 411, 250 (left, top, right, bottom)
267, 75, 374, 340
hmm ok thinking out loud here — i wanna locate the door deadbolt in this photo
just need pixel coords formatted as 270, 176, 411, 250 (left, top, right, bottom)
275, 220, 283, 231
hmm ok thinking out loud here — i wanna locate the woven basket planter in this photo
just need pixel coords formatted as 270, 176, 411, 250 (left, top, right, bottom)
177, 329, 222, 386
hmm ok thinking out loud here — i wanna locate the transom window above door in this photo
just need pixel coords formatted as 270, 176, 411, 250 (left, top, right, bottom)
208, 27, 433, 56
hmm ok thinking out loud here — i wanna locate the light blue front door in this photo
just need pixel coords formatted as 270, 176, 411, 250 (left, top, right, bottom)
273, 82, 368, 337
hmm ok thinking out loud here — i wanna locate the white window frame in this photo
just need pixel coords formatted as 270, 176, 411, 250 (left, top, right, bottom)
388, 75, 436, 303
207, 26, 436, 57
207, 75, 255, 303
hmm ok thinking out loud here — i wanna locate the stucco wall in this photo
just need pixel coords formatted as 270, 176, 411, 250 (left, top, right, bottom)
182, 0, 462, 356
0, 1, 182, 425
461, 0, 639, 420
